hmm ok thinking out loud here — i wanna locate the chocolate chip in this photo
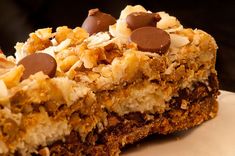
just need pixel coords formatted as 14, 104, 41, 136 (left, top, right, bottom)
126, 12, 161, 30
82, 8, 116, 35
129, 27, 171, 54
18, 53, 57, 80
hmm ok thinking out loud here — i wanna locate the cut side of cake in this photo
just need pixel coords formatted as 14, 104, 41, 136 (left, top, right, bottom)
0, 5, 219, 156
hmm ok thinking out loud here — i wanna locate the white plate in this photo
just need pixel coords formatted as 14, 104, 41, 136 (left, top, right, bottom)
123, 90, 235, 156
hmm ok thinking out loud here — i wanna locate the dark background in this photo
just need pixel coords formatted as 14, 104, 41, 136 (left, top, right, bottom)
1, 0, 235, 91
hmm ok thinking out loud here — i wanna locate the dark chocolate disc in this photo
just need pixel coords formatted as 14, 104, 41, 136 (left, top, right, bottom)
82, 8, 116, 35
18, 53, 57, 80
126, 12, 161, 30
129, 27, 170, 54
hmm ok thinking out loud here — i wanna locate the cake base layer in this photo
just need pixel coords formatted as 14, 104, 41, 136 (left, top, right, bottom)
47, 75, 219, 156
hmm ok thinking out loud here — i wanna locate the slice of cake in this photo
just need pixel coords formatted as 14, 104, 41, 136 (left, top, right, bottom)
0, 5, 219, 156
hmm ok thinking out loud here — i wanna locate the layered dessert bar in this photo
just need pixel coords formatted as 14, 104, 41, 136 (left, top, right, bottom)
0, 5, 219, 156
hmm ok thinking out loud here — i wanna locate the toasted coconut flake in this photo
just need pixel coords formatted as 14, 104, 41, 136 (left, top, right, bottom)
141, 51, 161, 57
0, 65, 24, 88
0, 57, 15, 70
14, 42, 27, 63
52, 77, 90, 106
170, 34, 190, 48
0, 141, 8, 154
157, 12, 181, 30
35, 28, 53, 40
120, 5, 147, 19
38, 147, 50, 156
0, 80, 8, 98
164, 62, 179, 75
54, 39, 71, 52
165, 25, 183, 33
66, 60, 83, 79
85, 32, 111, 49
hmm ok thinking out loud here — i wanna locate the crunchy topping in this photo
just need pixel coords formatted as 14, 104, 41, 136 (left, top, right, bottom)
0, 65, 24, 88
170, 34, 190, 48
120, 5, 147, 19
24, 32, 52, 54
55, 26, 88, 46
0, 80, 8, 99
85, 32, 111, 48
35, 28, 53, 40
0, 56, 15, 69
157, 12, 182, 31
38, 147, 50, 156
